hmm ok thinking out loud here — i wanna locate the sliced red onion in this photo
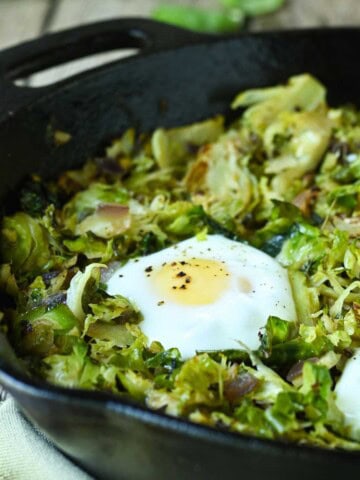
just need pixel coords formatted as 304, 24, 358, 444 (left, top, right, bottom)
75, 203, 130, 239
224, 372, 259, 403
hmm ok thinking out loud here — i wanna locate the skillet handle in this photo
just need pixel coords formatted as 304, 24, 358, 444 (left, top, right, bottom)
0, 18, 210, 117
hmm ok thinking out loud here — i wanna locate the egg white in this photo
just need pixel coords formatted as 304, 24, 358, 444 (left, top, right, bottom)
335, 349, 360, 441
106, 234, 297, 358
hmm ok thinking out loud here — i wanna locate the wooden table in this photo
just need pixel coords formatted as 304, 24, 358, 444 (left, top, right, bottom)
1, 0, 360, 51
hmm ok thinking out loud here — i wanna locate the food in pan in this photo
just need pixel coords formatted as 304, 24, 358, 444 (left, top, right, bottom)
1, 74, 360, 449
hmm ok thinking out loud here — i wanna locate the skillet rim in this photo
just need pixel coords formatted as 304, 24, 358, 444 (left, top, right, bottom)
1, 353, 360, 462
2, 22, 360, 117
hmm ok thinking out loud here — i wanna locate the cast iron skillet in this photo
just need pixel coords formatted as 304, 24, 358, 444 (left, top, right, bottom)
1, 18, 360, 480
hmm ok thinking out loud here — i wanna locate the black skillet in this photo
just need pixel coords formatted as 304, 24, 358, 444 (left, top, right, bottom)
1, 18, 360, 480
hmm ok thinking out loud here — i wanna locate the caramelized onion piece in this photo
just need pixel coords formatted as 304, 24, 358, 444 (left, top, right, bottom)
292, 188, 318, 216
353, 302, 360, 323
224, 372, 259, 403
286, 357, 318, 382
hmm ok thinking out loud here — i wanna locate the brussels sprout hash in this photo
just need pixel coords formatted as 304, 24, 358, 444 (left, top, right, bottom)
2, 74, 360, 450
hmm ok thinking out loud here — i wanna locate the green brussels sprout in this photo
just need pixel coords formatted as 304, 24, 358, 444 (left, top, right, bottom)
0, 212, 50, 274
15, 303, 79, 357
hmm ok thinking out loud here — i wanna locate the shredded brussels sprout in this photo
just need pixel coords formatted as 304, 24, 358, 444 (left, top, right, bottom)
2, 74, 360, 450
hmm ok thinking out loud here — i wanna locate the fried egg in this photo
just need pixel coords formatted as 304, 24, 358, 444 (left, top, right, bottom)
335, 350, 360, 441
107, 234, 297, 358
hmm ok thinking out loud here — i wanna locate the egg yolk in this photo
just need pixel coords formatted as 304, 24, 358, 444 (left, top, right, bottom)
150, 258, 230, 305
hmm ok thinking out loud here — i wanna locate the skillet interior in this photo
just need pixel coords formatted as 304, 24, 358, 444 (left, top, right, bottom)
1, 20, 360, 480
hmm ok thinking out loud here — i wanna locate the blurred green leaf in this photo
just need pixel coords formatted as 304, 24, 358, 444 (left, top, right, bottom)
152, 5, 245, 33
220, 0, 285, 16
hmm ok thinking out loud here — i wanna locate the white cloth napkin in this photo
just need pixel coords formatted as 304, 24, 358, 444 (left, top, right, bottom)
0, 394, 93, 480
